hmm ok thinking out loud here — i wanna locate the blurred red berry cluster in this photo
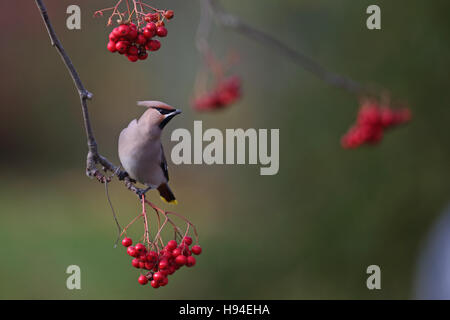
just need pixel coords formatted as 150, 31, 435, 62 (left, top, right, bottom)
107, 17, 170, 62
341, 100, 411, 149
193, 76, 242, 111
122, 236, 201, 288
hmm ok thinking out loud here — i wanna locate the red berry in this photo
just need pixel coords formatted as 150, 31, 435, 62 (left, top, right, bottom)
143, 27, 155, 39
138, 52, 148, 60
156, 26, 168, 37
159, 259, 169, 269
134, 243, 146, 252
109, 32, 118, 42
358, 104, 380, 126
150, 280, 160, 288
175, 255, 187, 266
367, 126, 383, 144
112, 27, 121, 37
153, 272, 164, 282
146, 22, 157, 33
191, 245, 202, 255
183, 236, 193, 246
132, 258, 140, 268
144, 13, 158, 22
127, 45, 139, 56
168, 266, 176, 275
164, 10, 174, 20
150, 13, 160, 22
186, 256, 196, 267
166, 240, 178, 251
159, 269, 169, 277
107, 41, 117, 53
155, 20, 165, 27
380, 108, 394, 127
160, 277, 169, 286
138, 274, 148, 285
162, 251, 173, 259
118, 24, 130, 36
127, 28, 138, 40
136, 34, 147, 45
172, 248, 182, 257
137, 252, 147, 259
147, 251, 158, 261
144, 262, 154, 270
127, 246, 138, 257
127, 55, 138, 62
116, 41, 129, 54
122, 237, 132, 247
191, 76, 241, 111
357, 125, 372, 141
146, 39, 160, 51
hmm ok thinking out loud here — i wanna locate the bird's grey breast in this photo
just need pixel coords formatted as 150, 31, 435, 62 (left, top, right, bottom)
118, 122, 164, 186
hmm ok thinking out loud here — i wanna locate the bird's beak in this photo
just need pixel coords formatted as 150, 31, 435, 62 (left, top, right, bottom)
159, 109, 182, 129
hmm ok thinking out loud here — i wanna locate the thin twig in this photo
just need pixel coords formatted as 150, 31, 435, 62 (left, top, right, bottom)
204, 0, 364, 94
105, 181, 123, 247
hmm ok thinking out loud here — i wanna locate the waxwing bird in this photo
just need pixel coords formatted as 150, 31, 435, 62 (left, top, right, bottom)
118, 101, 181, 204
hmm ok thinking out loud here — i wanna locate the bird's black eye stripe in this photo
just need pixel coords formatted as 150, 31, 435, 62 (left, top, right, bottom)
153, 107, 172, 115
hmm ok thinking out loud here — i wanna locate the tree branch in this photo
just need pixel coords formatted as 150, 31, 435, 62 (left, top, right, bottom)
35, 0, 143, 195
204, 0, 364, 94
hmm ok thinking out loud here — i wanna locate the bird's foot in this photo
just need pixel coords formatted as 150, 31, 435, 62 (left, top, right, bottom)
117, 171, 129, 181
137, 186, 152, 199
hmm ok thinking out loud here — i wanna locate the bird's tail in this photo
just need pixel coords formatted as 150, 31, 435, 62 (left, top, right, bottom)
157, 183, 177, 205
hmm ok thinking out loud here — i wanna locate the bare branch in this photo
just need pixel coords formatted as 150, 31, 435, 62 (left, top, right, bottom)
204, 0, 364, 94
34, 0, 144, 195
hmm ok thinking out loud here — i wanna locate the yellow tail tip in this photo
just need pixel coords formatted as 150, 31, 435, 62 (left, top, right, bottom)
160, 196, 178, 205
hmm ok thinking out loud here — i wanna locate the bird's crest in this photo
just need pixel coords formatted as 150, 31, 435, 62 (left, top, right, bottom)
137, 101, 174, 110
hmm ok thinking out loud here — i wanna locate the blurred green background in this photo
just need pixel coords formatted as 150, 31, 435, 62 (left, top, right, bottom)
0, 0, 449, 299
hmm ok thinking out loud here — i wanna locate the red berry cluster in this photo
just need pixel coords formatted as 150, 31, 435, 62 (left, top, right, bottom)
193, 76, 241, 111
106, 12, 173, 62
341, 101, 411, 149
121, 236, 201, 288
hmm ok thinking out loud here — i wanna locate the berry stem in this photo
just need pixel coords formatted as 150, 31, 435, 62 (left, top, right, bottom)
120, 196, 196, 255
147, 199, 199, 245
119, 212, 143, 238
145, 200, 185, 239
96, 1, 168, 27
139, 2, 165, 13
141, 194, 151, 248
125, 0, 131, 19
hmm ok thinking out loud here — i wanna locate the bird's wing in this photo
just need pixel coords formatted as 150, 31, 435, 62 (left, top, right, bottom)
160, 143, 169, 181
